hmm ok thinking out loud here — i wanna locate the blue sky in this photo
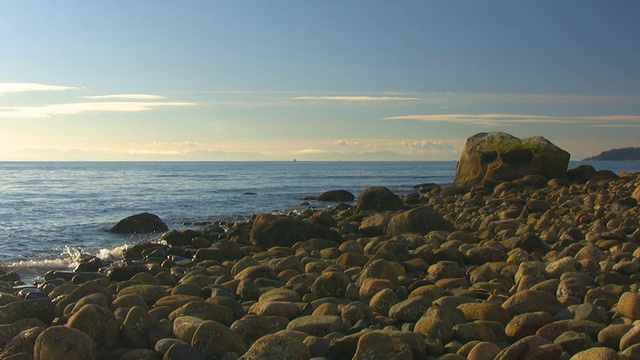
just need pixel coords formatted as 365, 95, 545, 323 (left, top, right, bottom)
1, 1, 639, 160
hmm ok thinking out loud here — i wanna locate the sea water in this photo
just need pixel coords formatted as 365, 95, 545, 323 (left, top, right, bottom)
0, 161, 637, 280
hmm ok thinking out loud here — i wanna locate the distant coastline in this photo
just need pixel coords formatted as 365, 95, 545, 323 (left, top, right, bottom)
583, 147, 640, 161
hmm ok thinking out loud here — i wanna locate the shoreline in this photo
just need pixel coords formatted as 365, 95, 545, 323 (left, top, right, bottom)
0, 167, 640, 359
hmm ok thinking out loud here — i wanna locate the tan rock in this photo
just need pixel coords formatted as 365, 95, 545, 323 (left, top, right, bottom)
191, 320, 248, 357
239, 333, 310, 360
353, 332, 413, 360
616, 292, 640, 320
286, 315, 348, 337
494, 335, 562, 360
502, 290, 563, 317
66, 304, 119, 353
168, 301, 234, 326
569, 347, 620, 360
467, 341, 502, 360
249, 301, 300, 319
33, 326, 95, 360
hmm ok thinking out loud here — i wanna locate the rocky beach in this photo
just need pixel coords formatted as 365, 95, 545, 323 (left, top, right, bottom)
2, 133, 640, 360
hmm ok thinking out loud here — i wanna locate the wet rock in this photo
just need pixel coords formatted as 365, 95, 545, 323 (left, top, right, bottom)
109, 212, 168, 234
317, 190, 355, 202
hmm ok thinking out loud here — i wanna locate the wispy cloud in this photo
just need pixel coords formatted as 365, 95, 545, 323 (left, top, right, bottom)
126, 149, 185, 155
383, 113, 640, 127
205, 90, 640, 107
0, 82, 77, 95
83, 94, 166, 100
0, 101, 196, 119
410, 92, 640, 105
291, 96, 421, 102
297, 148, 330, 154
334, 140, 361, 146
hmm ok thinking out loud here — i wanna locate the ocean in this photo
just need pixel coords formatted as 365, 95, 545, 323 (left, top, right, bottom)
0, 160, 638, 281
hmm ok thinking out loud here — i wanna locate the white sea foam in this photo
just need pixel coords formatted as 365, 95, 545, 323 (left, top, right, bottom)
96, 244, 131, 260
0, 258, 73, 284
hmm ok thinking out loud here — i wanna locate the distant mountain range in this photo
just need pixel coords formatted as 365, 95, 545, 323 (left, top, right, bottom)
583, 147, 640, 161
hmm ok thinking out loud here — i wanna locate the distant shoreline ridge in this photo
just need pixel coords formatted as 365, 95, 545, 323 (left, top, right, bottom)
583, 146, 640, 161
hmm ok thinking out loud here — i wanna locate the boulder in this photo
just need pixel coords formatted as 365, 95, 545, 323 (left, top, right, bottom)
0, 298, 55, 325
317, 190, 355, 202
66, 304, 120, 353
453, 132, 570, 189
566, 165, 597, 183
239, 333, 310, 360
359, 213, 394, 237
386, 205, 453, 237
355, 187, 404, 213
33, 326, 95, 360
191, 320, 248, 357
109, 212, 168, 234
249, 213, 340, 248
353, 332, 413, 360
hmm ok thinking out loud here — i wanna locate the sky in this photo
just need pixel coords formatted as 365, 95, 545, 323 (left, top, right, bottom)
1, 1, 639, 161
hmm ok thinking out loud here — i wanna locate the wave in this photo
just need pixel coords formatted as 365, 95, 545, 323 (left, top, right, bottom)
0, 244, 132, 284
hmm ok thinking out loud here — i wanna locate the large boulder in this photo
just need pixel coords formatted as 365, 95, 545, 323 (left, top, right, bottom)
386, 205, 453, 237
355, 186, 404, 213
453, 132, 570, 189
317, 190, 355, 202
108, 212, 168, 234
249, 213, 341, 248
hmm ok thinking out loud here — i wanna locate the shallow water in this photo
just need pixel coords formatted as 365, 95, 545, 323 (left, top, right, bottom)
0, 160, 637, 280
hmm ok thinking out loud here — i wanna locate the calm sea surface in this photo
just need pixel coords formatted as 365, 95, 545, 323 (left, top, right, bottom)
0, 161, 638, 280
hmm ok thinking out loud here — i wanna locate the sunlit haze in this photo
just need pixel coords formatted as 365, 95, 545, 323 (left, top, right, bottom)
1, 2, 639, 161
